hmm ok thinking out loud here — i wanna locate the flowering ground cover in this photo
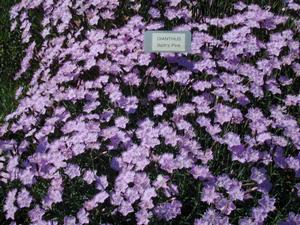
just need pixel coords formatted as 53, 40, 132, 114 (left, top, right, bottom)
0, 0, 300, 224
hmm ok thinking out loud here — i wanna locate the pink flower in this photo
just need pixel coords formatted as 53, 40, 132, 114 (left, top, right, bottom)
153, 104, 167, 116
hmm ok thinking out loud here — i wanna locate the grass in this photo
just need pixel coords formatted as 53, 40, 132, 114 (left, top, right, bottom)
0, 0, 24, 122
0, 0, 299, 224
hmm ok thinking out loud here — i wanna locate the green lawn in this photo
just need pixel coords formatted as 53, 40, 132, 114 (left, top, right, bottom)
0, 0, 24, 122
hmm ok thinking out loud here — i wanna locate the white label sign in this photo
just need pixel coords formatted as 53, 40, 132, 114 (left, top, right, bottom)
144, 31, 191, 53
152, 33, 186, 52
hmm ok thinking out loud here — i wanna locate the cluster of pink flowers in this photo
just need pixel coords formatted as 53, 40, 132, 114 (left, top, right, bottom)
1, 0, 300, 224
